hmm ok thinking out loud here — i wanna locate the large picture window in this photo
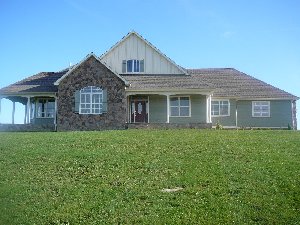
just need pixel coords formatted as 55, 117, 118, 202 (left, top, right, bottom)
37, 99, 55, 118
211, 100, 230, 116
80, 86, 103, 114
170, 96, 190, 117
252, 101, 270, 117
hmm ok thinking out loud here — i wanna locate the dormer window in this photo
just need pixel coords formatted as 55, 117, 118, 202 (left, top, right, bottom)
122, 59, 144, 73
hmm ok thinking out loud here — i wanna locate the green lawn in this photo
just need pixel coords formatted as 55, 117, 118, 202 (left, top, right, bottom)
0, 130, 299, 224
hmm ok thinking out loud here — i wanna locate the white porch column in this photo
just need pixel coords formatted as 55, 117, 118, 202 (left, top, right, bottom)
166, 94, 170, 123
206, 95, 212, 123
26, 97, 30, 124
12, 101, 15, 124
24, 104, 27, 124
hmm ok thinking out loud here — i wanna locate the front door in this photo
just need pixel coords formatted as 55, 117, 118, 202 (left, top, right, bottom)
131, 100, 148, 123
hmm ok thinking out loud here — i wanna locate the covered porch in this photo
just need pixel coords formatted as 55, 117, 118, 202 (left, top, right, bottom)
0, 94, 57, 131
126, 90, 213, 128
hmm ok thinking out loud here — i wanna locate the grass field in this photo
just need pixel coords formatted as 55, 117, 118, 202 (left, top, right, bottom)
0, 130, 299, 224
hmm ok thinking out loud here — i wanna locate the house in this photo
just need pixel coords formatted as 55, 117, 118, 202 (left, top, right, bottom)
0, 31, 298, 131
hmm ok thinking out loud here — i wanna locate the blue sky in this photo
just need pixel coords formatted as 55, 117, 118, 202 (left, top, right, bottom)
0, 0, 299, 124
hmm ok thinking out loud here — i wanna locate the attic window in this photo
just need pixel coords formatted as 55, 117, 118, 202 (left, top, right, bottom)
122, 59, 144, 73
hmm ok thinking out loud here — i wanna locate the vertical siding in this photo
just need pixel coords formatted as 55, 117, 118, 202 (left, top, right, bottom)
101, 34, 183, 74
211, 99, 236, 126
237, 100, 293, 128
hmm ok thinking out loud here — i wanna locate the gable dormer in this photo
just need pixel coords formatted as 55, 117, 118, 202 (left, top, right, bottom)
100, 31, 187, 75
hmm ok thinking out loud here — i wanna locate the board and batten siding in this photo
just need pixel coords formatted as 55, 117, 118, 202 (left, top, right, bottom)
101, 33, 183, 74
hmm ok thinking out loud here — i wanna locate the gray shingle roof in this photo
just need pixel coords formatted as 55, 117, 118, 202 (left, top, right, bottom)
0, 69, 68, 95
0, 67, 297, 100
188, 68, 298, 100
122, 74, 212, 90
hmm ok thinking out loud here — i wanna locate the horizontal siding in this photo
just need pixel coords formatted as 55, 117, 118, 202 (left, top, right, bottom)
170, 95, 206, 124
149, 95, 167, 123
237, 100, 292, 128
211, 99, 236, 126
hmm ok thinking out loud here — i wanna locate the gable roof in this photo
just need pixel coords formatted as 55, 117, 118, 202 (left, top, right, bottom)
100, 31, 188, 75
188, 68, 299, 100
54, 53, 128, 85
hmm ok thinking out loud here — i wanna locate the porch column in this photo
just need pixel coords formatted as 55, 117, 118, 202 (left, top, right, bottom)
26, 97, 30, 124
24, 104, 27, 124
206, 95, 212, 123
166, 94, 170, 123
12, 101, 15, 124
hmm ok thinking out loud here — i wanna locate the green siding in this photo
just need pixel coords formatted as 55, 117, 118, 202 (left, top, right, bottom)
149, 95, 207, 124
211, 99, 236, 126
170, 95, 207, 124
149, 95, 167, 123
31, 118, 54, 125
237, 100, 292, 128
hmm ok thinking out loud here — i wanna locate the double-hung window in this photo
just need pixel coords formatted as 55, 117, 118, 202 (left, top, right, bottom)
170, 96, 190, 117
252, 101, 270, 117
80, 86, 103, 114
211, 100, 230, 116
37, 99, 55, 118
122, 59, 144, 73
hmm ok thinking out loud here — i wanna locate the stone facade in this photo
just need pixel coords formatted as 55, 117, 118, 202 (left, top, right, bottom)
57, 56, 127, 131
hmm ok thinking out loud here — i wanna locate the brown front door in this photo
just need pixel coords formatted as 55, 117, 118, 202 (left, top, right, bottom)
131, 100, 148, 123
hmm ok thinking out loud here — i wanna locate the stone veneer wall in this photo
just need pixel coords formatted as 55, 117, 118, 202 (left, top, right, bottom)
57, 56, 127, 131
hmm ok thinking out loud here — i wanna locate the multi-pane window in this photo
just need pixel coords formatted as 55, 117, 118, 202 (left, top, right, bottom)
80, 86, 103, 114
170, 96, 190, 117
252, 101, 270, 117
37, 99, 55, 118
123, 59, 144, 73
211, 100, 230, 116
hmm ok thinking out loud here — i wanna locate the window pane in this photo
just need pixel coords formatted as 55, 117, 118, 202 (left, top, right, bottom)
127, 60, 133, 72
171, 107, 179, 116
220, 105, 228, 115
170, 97, 179, 106
180, 107, 189, 116
134, 60, 140, 72
212, 104, 219, 116
180, 97, 189, 106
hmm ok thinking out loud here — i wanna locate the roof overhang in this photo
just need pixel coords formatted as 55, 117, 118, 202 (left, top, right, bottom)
125, 88, 214, 96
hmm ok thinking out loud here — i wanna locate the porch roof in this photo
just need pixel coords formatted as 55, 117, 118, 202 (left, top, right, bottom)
0, 69, 67, 95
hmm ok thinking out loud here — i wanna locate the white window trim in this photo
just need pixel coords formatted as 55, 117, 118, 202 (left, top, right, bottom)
252, 101, 270, 117
79, 86, 103, 115
211, 99, 230, 117
169, 96, 191, 117
125, 59, 143, 73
